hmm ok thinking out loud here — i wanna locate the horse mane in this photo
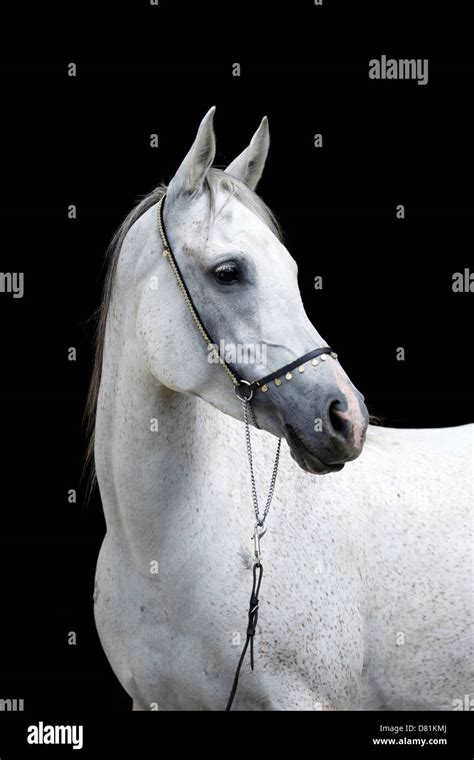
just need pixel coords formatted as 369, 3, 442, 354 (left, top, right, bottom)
83, 169, 282, 502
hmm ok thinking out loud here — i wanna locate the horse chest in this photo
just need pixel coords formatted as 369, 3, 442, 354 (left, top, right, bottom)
151, 532, 364, 708
96, 514, 365, 710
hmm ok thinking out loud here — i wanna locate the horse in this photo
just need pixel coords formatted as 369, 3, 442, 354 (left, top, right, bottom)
87, 107, 473, 710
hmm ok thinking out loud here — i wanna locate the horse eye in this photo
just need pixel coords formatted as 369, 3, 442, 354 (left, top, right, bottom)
213, 262, 240, 285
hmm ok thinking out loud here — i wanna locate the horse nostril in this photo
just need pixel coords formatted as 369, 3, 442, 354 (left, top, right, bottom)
328, 399, 353, 442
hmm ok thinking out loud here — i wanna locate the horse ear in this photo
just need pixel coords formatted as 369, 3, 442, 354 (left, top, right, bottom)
224, 116, 270, 191
167, 106, 216, 198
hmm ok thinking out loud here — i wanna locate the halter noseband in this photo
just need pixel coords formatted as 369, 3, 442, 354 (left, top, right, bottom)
156, 193, 338, 400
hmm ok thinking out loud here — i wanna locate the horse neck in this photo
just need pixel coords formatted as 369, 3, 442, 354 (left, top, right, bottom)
94, 289, 245, 568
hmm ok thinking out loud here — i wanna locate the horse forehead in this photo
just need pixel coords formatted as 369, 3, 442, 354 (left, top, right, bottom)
180, 195, 274, 249
216, 207, 274, 249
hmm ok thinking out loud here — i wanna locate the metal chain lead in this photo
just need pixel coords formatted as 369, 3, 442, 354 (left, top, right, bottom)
242, 399, 281, 531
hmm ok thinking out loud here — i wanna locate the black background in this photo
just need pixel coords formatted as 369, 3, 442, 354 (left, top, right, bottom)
0, 0, 472, 740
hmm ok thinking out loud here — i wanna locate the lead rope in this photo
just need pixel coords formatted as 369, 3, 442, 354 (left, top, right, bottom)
225, 398, 281, 711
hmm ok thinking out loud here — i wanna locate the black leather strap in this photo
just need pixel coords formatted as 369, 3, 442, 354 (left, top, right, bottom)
248, 346, 333, 391
225, 562, 263, 711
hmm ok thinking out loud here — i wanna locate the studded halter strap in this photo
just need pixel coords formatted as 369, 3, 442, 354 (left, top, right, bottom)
156, 193, 338, 710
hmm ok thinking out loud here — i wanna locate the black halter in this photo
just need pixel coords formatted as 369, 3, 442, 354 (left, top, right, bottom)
157, 193, 335, 398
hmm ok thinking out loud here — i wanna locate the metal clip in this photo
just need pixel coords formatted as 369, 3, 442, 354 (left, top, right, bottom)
235, 379, 254, 402
252, 523, 267, 564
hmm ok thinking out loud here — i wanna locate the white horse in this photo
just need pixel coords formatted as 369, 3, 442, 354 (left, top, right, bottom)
88, 107, 473, 710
